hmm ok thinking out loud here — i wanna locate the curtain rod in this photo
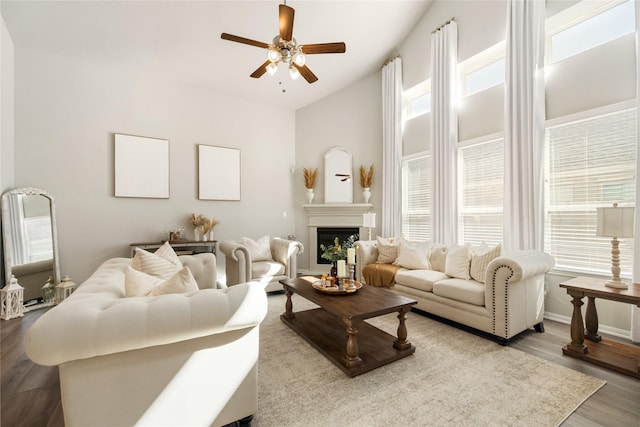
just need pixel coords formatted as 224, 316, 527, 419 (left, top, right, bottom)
432, 17, 455, 33
381, 55, 400, 68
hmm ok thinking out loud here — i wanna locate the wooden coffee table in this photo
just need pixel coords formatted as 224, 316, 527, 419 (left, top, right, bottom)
279, 277, 417, 377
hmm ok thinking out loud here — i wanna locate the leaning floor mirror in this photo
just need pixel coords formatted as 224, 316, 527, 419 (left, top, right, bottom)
2, 188, 60, 309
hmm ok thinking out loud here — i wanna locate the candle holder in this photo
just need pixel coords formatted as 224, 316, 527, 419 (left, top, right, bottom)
348, 263, 356, 281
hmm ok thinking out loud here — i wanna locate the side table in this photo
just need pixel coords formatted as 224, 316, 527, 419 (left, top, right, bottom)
130, 240, 217, 257
559, 276, 640, 378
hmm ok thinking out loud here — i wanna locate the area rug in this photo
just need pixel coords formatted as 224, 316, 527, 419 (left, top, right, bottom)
254, 293, 605, 427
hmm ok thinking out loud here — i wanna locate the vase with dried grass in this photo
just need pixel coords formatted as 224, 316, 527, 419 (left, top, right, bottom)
359, 164, 374, 203
303, 167, 317, 204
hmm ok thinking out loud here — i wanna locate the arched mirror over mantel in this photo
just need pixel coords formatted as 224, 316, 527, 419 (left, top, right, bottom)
2, 188, 60, 305
324, 147, 353, 204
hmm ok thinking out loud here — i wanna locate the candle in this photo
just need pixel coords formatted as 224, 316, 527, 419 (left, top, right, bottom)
337, 260, 346, 277
347, 248, 356, 264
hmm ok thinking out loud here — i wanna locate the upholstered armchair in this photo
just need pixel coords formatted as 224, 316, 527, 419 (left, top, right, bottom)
220, 237, 303, 292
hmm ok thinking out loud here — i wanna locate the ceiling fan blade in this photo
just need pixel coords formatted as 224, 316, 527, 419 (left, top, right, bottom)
302, 42, 346, 54
250, 60, 272, 79
221, 33, 269, 49
279, 4, 295, 42
293, 63, 318, 84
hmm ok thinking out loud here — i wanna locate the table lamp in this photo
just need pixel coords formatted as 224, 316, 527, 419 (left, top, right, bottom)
362, 212, 376, 240
596, 203, 635, 289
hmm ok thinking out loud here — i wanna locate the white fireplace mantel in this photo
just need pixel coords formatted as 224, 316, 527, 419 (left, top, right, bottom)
304, 203, 373, 274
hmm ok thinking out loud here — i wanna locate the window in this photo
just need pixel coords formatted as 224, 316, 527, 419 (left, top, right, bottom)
459, 42, 505, 98
402, 153, 431, 241
549, 0, 635, 63
545, 106, 636, 276
403, 80, 430, 121
458, 137, 504, 246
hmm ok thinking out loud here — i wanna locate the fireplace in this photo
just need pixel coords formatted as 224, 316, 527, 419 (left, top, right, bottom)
316, 227, 359, 264
304, 203, 373, 274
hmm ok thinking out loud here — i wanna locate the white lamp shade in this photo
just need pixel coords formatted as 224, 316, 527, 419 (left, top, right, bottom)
596, 206, 635, 238
363, 212, 376, 228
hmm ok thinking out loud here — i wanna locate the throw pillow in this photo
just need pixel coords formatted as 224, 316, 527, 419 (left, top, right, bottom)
394, 240, 431, 270
470, 243, 502, 283
242, 235, 272, 261
132, 246, 182, 280
376, 235, 402, 264
429, 244, 449, 273
444, 244, 472, 280
131, 241, 181, 271
125, 266, 199, 297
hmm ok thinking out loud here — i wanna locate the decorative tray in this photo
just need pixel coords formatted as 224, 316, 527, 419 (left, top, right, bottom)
312, 280, 362, 295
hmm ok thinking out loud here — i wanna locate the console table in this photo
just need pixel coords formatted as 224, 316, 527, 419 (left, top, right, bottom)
559, 276, 640, 378
130, 240, 217, 257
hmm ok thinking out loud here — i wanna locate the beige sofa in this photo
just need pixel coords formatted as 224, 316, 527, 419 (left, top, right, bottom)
220, 237, 303, 293
25, 253, 267, 427
355, 240, 555, 344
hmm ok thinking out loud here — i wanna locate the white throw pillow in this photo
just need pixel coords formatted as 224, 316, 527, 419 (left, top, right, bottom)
470, 243, 502, 283
242, 235, 272, 261
132, 246, 182, 280
376, 235, 402, 264
125, 266, 199, 297
445, 244, 472, 280
429, 244, 449, 273
394, 240, 431, 270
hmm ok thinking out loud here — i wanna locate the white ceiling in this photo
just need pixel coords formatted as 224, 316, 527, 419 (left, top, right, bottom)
1, 0, 433, 110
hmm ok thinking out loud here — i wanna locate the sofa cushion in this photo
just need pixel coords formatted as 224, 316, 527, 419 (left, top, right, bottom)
445, 244, 471, 280
394, 240, 431, 269
251, 260, 285, 279
470, 243, 502, 283
125, 266, 199, 297
376, 236, 402, 263
242, 235, 272, 261
395, 269, 449, 292
432, 278, 485, 306
429, 245, 449, 272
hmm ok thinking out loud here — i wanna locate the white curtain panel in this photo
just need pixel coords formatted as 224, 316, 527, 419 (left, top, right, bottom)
631, 0, 640, 343
381, 57, 403, 238
430, 21, 458, 245
503, 0, 546, 252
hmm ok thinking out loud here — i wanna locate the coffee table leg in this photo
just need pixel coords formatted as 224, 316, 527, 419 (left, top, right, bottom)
394, 306, 412, 350
283, 287, 295, 320
343, 318, 362, 368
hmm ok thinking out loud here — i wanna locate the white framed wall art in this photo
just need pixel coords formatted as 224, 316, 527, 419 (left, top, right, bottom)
198, 144, 241, 201
114, 134, 170, 199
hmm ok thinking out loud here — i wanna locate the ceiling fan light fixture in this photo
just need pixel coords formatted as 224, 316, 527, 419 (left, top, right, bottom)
289, 65, 300, 80
267, 48, 282, 63
293, 51, 306, 67
266, 62, 279, 76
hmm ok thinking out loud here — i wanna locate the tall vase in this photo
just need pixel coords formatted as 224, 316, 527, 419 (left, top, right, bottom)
306, 188, 315, 204
194, 228, 201, 241
330, 262, 338, 278
362, 187, 371, 203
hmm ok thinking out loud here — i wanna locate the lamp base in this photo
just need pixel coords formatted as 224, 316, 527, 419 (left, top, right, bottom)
604, 279, 628, 290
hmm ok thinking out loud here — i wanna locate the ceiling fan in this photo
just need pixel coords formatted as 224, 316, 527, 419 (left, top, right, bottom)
220, 2, 346, 84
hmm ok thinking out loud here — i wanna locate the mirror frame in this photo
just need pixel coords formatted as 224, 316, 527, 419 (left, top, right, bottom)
2, 187, 60, 287
324, 147, 353, 203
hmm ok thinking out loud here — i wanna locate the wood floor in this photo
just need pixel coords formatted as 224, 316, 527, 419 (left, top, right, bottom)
2, 306, 639, 427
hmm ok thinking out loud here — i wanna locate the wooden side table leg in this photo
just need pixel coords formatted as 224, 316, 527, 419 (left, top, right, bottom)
584, 296, 601, 342
394, 307, 411, 350
343, 318, 362, 368
567, 293, 588, 354
283, 287, 295, 319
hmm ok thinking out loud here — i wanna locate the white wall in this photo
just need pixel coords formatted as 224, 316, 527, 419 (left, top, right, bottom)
294, 72, 382, 270
1, 14, 14, 192
13, 47, 297, 282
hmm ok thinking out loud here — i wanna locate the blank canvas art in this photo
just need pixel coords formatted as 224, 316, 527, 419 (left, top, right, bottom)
114, 134, 170, 198
198, 145, 241, 200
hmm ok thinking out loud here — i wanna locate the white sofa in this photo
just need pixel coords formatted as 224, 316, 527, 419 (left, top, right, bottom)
220, 237, 303, 293
355, 241, 555, 344
25, 253, 268, 427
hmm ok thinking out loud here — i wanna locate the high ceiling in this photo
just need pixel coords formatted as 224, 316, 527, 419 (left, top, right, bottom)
1, 1, 433, 110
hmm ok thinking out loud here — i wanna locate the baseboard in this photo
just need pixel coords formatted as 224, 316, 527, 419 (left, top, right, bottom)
544, 311, 631, 340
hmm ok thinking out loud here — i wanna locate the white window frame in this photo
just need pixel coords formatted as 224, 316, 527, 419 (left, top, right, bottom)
458, 41, 505, 98
401, 151, 431, 242
402, 80, 430, 122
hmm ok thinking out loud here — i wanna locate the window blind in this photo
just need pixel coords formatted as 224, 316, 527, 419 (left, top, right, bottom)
402, 155, 431, 241
545, 107, 636, 275
458, 138, 504, 246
